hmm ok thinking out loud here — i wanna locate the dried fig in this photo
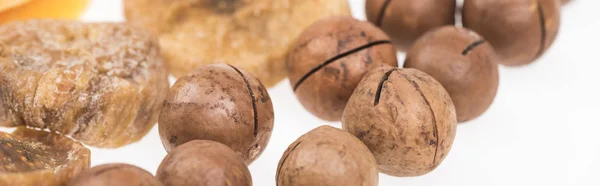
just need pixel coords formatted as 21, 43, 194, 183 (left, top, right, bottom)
124, 0, 351, 86
0, 20, 170, 148
0, 127, 90, 186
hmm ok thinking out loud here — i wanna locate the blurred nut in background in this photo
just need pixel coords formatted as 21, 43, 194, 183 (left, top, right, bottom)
287, 16, 397, 121
365, 0, 456, 51
463, 0, 561, 66
343, 66, 457, 177
159, 64, 274, 165
405, 26, 499, 122
68, 163, 163, 186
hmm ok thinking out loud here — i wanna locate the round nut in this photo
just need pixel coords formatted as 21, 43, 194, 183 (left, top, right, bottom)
342, 65, 457, 177
365, 0, 456, 51
462, 0, 561, 66
68, 163, 162, 186
0, 127, 90, 186
287, 16, 398, 121
276, 125, 378, 186
159, 64, 274, 165
156, 140, 252, 186
405, 26, 499, 122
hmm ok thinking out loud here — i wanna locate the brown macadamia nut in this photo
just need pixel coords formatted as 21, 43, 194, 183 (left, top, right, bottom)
68, 163, 162, 186
287, 16, 398, 121
463, 0, 561, 66
365, 0, 456, 51
0, 127, 90, 186
342, 65, 457, 177
159, 64, 274, 164
277, 126, 378, 186
156, 140, 252, 186
405, 26, 499, 122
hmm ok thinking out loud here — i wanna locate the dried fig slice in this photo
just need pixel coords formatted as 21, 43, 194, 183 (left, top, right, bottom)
0, 127, 91, 186
0, 20, 170, 148
124, 0, 351, 86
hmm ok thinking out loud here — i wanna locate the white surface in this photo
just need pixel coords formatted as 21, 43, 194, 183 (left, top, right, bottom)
10, 0, 600, 186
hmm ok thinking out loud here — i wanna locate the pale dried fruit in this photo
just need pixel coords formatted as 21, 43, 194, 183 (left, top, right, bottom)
0, 20, 170, 148
124, 0, 351, 86
0, 127, 91, 186
68, 163, 163, 186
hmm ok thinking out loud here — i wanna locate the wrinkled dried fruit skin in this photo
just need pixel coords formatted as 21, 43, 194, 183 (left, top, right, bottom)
124, 0, 351, 87
405, 26, 499, 122
365, 0, 456, 51
156, 140, 251, 186
68, 163, 163, 186
159, 64, 274, 165
342, 66, 457, 177
463, 0, 561, 66
0, 127, 90, 186
277, 126, 378, 186
287, 16, 398, 121
0, 20, 170, 148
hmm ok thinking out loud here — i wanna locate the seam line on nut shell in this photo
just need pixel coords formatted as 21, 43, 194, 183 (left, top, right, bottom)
376, 0, 393, 27
293, 40, 393, 91
461, 39, 486, 56
536, 0, 547, 57
374, 68, 398, 106
227, 64, 259, 137
401, 73, 439, 168
276, 141, 303, 185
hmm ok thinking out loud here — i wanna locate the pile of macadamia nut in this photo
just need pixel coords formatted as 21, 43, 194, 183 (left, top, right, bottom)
0, 0, 569, 186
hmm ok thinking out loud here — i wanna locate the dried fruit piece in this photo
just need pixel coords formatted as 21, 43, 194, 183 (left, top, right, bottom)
0, 20, 170, 148
124, 0, 351, 86
0, 127, 91, 186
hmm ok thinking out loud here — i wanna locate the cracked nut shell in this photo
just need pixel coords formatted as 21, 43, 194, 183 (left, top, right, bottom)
287, 16, 398, 121
276, 125, 378, 186
365, 0, 456, 51
68, 163, 163, 186
405, 26, 499, 122
124, 0, 351, 87
156, 140, 252, 186
0, 127, 91, 186
0, 20, 170, 148
159, 64, 274, 165
462, 0, 561, 66
342, 66, 457, 177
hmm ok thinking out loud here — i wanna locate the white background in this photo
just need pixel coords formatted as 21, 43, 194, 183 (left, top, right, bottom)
6, 0, 600, 186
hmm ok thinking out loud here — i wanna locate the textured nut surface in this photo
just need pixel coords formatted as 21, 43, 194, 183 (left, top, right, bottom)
276, 125, 378, 186
159, 64, 274, 164
342, 66, 457, 177
463, 0, 561, 66
0, 20, 170, 148
0, 127, 91, 186
156, 140, 252, 186
405, 26, 499, 122
365, 0, 456, 51
68, 163, 163, 186
124, 0, 351, 87
287, 16, 397, 121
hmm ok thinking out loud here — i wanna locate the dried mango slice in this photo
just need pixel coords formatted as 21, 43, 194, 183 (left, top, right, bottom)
124, 0, 351, 87
0, 127, 91, 186
0, 20, 170, 148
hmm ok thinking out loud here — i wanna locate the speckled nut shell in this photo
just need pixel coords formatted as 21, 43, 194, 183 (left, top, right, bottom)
462, 0, 561, 66
365, 0, 456, 51
287, 16, 398, 121
68, 163, 163, 186
342, 65, 457, 177
276, 125, 378, 186
405, 26, 499, 122
156, 140, 252, 186
159, 64, 274, 165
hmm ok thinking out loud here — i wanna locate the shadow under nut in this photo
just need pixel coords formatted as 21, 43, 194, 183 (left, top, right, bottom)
342, 66, 457, 177
287, 16, 398, 121
158, 64, 274, 165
